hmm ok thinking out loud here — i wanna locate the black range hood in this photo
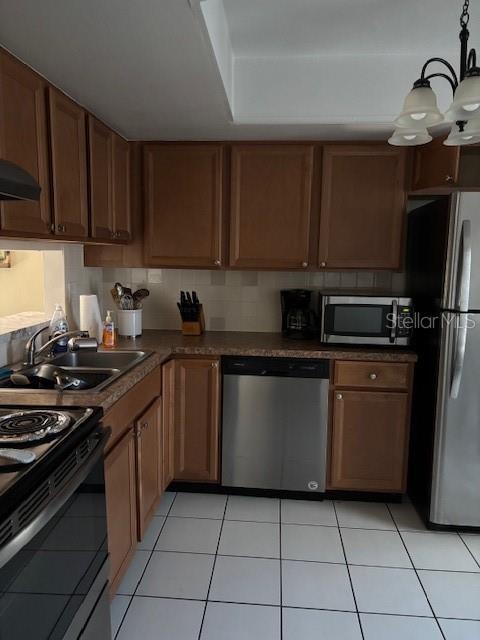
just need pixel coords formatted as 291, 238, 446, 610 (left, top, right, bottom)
0, 160, 41, 201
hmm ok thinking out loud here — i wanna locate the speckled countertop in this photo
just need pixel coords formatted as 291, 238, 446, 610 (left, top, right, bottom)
114, 330, 417, 363
0, 330, 416, 411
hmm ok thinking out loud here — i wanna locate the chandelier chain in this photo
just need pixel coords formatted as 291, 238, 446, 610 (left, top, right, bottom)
460, 0, 470, 28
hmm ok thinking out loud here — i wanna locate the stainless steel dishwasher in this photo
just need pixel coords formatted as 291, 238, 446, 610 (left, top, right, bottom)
222, 356, 330, 493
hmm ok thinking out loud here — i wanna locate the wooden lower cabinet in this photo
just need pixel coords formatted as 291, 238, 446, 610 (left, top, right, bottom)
329, 389, 410, 492
104, 428, 137, 593
135, 397, 162, 538
162, 359, 176, 489
162, 358, 220, 483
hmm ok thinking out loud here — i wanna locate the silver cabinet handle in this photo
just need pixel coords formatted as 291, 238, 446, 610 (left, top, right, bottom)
213, 259, 221, 266
211, 362, 218, 368
336, 393, 343, 400
301, 262, 308, 268
445, 175, 455, 183
57, 224, 66, 233
369, 373, 378, 380
320, 261, 326, 267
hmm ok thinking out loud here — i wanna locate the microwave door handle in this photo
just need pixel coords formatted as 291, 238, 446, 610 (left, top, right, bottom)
390, 300, 398, 344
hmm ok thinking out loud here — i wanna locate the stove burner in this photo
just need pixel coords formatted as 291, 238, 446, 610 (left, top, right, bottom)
0, 410, 72, 444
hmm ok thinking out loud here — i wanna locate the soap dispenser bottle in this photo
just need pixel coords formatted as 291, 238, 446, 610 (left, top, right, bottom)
49, 304, 69, 354
103, 310, 116, 348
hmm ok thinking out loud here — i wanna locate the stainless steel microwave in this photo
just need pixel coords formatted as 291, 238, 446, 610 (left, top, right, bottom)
320, 295, 414, 346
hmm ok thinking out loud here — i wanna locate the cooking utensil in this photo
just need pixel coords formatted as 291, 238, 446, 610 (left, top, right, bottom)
114, 282, 124, 299
133, 288, 149, 309
111, 287, 121, 307
120, 293, 134, 310
0, 448, 36, 464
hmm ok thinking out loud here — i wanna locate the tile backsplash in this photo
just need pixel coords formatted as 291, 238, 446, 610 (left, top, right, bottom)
97, 268, 406, 333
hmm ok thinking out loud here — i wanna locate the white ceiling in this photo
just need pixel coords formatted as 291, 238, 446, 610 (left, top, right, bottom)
223, 0, 459, 56
0, 0, 465, 140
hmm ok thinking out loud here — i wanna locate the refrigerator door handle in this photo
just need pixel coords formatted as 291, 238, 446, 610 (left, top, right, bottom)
457, 220, 472, 312
451, 319, 468, 399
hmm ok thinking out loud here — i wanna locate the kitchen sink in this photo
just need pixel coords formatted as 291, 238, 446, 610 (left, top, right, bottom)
49, 350, 149, 370
0, 369, 115, 391
0, 350, 152, 393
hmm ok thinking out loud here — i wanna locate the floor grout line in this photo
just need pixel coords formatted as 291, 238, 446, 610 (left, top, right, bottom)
196, 494, 229, 640
333, 500, 365, 640
386, 503, 447, 640
457, 532, 480, 571
114, 492, 177, 639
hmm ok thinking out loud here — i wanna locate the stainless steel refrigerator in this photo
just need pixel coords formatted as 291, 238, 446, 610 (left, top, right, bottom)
407, 192, 480, 528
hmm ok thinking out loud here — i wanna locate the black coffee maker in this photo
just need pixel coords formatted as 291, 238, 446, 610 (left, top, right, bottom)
281, 289, 317, 339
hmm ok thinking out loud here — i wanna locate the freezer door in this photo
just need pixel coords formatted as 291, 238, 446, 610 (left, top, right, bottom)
443, 192, 480, 311
430, 311, 480, 526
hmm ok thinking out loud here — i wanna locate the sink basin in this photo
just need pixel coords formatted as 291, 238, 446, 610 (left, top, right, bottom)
0, 369, 115, 391
0, 350, 151, 393
50, 350, 149, 370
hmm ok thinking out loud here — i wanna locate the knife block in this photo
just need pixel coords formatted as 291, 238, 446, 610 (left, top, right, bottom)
181, 305, 205, 336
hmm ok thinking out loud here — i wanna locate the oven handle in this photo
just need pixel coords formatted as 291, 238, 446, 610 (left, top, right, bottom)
0, 427, 110, 570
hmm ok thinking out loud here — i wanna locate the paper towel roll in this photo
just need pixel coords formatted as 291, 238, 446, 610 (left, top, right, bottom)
79, 295, 103, 343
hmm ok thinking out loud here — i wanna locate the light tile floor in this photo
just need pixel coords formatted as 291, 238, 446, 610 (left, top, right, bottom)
112, 492, 480, 640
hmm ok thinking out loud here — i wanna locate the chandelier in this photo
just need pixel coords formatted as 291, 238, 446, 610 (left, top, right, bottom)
389, 0, 480, 146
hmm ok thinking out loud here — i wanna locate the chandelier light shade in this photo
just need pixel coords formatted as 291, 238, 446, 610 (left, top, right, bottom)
389, 0, 480, 147
444, 119, 480, 145
395, 85, 444, 127
445, 71, 480, 120
388, 127, 432, 146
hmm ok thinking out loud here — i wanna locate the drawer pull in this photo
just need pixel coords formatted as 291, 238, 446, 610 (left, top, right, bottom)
369, 373, 378, 380
336, 393, 343, 400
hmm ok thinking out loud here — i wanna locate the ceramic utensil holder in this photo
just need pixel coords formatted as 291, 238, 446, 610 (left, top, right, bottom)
117, 309, 142, 338
181, 305, 205, 336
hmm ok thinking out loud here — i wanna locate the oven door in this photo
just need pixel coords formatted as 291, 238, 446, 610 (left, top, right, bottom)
321, 295, 397, 345
0, 427, 111, 640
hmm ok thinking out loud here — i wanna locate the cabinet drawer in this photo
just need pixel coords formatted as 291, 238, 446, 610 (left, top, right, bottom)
334, 361, 410, 390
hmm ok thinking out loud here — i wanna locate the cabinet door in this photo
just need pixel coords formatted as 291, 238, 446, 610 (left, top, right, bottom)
319, 145, 406, 269
144, 144, 224, 268
48, 88, 89, 238
174, 358, 220, 482
112, 133, 131, 241
329, 390, 409, 492
136, 397, 161, 538
88, 116, 113, 240
411, 138, 460, 192
105, 428, 137, 593
230, 145, 313, 269
162, 359, 175, 489
0, 51, 51, 236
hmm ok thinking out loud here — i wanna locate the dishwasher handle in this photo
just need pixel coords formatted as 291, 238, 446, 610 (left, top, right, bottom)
222, 356, 330, 378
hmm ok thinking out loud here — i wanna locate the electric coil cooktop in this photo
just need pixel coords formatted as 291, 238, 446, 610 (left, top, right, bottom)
0, 406, 103, 502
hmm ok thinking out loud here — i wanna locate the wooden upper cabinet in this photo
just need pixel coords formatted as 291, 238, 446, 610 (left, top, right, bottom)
0, 50, 51, 236
411, 138, 460, 192
173, 358, 220, 483
112, 133, 131, 241
88, 116, 131, 242
48, 88, 89, 238
319, 145, 407, 270
411, 137, 480, 193
88, 116, 113, 240
329, 389, 410, 492
144, 144, 224, 268
230, 145, 314, 269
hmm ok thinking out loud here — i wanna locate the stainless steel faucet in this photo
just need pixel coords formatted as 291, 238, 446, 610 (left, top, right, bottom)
24, 326, 89, 366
